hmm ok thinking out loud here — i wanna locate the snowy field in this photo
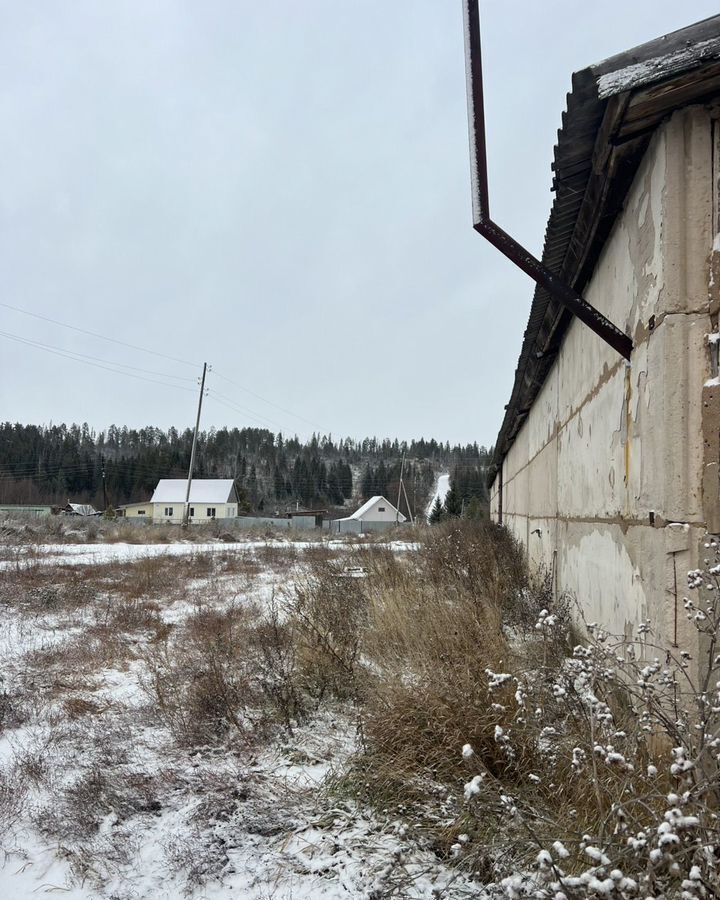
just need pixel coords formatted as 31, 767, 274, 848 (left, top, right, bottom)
0, 538, 419, 571
0, 536, 474, 900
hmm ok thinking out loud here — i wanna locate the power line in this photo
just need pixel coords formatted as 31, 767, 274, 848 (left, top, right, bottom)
0, 301, 198, 368
2, 302, 338, 435
0, 330, 198, 394
212, 370, 329, 433
0, 329, 196, 382
208, 390, 289, 432
0, 459, 190, 482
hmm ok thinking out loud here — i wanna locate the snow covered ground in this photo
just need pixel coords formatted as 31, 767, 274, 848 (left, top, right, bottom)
426, 473, 450, 519
0, 536, 475, 899
0, 538, 419, 571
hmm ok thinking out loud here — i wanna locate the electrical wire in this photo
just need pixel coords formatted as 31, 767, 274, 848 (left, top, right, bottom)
0, 460, 189, 482
207, 391, 288, 432
0, 330, 198, 394
1, 305, 492, 456
1, 307, 478, 454
212, 370, 329, 433
0, 301, 198, 368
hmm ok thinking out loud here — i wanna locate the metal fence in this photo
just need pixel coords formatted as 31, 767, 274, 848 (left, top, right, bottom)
228, 515, 318, 531
325, 519, 409, 535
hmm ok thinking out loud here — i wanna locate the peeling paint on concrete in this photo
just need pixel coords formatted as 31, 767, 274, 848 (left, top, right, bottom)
561, 528, 647, 637
490, 107, 716, 655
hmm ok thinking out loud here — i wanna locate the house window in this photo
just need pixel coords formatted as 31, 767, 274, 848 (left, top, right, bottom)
207, 507, 216, 518
164, 507, 174, 517
378, 506, 385, 512
137, 510, 146, 516
189, 507, 195, 517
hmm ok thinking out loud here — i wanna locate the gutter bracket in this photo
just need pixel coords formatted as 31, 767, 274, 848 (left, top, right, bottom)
462, 0, 633, 361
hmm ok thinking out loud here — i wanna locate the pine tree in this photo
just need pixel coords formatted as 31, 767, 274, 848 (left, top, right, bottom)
361, 466, 373, 498
444, 485, 462, 518
466, 496, 484, 520
339, 462, 353, 498
429, 495, 444, 524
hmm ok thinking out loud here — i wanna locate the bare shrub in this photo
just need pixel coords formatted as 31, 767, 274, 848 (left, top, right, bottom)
249, 594, 306, 734
289, 556, 368, 702
0, 566, 98, 612
0, 684, 28, 732
255, 542, 298, 572
63, 696, 104, 720
419, 518, 528, 612
213, 548, 261, 577
33, 759, 161, 885
110, 554, 179, 600
453, 588, 720, 898
28, 630, 130, 680
91, 593, 169, 643
144, 603, 267, 747
359, 559, 516, 796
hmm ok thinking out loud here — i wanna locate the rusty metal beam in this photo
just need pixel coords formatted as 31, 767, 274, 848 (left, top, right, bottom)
462, 0, 633, 360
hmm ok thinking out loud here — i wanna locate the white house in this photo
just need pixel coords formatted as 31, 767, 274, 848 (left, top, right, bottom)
330, 496, 407, 533
117, 479, 240, 524
148, 479, 240, 524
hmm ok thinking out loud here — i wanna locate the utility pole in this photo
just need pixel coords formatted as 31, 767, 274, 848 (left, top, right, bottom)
101, 455, 108, 511
183, 362, 208, 527
402, 477, 414, 526
396, 452, 405, 524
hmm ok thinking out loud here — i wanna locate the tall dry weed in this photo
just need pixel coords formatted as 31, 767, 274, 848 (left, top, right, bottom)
356, 521, 532, 796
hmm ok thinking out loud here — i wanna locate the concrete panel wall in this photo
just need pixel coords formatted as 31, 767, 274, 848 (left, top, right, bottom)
489, 107, 716, 649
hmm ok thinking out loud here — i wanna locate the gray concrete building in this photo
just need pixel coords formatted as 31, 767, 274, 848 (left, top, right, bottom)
487, 16, 720, 650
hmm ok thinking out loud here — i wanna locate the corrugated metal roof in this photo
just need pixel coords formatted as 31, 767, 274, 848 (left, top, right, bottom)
150, 479, 236, 504
489, 14, 720, 483
66, 503, 100, 516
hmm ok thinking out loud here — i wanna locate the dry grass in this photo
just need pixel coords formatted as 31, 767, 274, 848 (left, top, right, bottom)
143, 601, 270, 747
290, 557, 368, 703
2, 520, 716, 897
351, 522, 533, 804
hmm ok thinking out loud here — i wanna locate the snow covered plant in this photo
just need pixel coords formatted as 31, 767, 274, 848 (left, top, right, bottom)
457, 549, 720, 899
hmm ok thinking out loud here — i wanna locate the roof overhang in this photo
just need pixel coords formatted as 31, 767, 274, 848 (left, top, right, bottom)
487, 15, 720, 486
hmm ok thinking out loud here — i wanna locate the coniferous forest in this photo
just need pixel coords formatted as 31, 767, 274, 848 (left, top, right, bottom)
0, 422, 491, 518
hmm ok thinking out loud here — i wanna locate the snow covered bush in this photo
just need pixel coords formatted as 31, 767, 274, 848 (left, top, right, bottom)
455, 544, 720, 898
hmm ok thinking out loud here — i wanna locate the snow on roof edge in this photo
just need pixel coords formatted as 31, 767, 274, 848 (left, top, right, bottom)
150, 479, 236, 504
349, 495, 406, 522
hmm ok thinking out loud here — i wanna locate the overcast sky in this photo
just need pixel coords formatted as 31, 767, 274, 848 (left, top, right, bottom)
1, 1, 717, 447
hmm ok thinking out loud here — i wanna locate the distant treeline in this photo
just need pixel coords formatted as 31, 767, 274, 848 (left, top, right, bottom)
0, 423, 491, 517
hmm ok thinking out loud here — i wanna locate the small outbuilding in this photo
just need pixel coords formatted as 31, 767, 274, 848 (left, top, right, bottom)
63, 502, 101, 517
115, 502, 152, 520
330, 496, 406, 534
